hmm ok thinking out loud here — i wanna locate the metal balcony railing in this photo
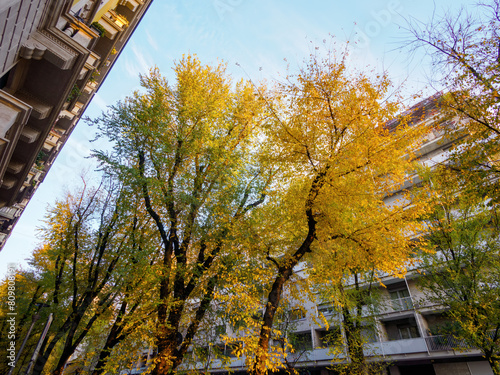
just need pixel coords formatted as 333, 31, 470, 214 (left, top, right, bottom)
424, 335, 470, 351
379, 296, 414, 313
390, 296, 414, 312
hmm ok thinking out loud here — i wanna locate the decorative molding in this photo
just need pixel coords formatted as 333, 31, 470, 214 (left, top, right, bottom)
20, 30, 79, 70
19, 40, 47, 60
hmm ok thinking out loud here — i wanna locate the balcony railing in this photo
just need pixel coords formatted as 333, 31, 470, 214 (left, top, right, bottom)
0, 206, 19, 220
424, 335, 471, 352
391, 296, 414, 311
379, 296, 414, 313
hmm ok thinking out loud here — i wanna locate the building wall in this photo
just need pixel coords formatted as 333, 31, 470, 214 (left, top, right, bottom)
0, 0, 49, 76
0, 0, 153, 249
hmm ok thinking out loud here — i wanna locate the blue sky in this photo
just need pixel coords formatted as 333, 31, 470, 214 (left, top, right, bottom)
0, 0, 475, 277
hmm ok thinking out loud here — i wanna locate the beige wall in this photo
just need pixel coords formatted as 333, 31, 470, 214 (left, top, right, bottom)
0, 0, 49, 78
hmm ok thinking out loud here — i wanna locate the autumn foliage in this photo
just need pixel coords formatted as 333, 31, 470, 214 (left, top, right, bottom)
1, 52, 433, 375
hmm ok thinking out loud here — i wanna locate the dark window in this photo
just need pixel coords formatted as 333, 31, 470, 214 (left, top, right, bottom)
361, 326, 378, 343
226, 342, 242, 358
317, 304, 336, 316
390, 289, 413, 311
290, 308, 306, 321
212, 344, 225, 356
195, 346, 209, 359
317, 327, 342, 347
233, 318, 246, 331
215, 324, 226, 336
290, 332, 313, 351
397, 323, 420, 339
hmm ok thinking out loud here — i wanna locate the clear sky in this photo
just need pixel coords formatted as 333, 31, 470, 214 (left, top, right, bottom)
0, 0, 476, 277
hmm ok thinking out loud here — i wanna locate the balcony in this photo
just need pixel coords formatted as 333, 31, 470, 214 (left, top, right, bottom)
0, 206, 20, 220
378, 296, 414, 315
424, 335, 471, 352
367, 337, 428, 356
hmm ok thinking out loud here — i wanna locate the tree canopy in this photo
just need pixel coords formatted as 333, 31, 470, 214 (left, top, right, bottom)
3, 51, 441, 375
91, 55, 271, 374
219, 50, 432, 375
419, 167, 500, 375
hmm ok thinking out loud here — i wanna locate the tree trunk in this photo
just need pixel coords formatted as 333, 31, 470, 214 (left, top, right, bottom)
52, 346, 75, 375
342, 307, 369, 375
252, 274, 288, 375
152, 334, 178, 375
250, 165, 328, 375
151, 291, 182, 374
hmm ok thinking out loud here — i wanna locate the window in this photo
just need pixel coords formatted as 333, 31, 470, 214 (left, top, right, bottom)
317, 327, 342, 348
138, 353, 148, 368
290, 308, 306, 321
361, 325, 378, 343
290, 332, 313, 351
251, 310, 263, 321
212, 344, 225, 357
215, 324, 226, 336
226, 342, 242, 358
390, 289, 413, 311
317, 303, 336, 316
397, 323, 420, 340
232, 318, 246, 331
195, 346, 209, 360
385, 317, 420, 341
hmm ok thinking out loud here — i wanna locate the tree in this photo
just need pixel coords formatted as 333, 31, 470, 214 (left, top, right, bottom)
90, 213, 157, 375
418, 167, 500, 375
27, 181, 150, 375
91, 55, 270, 374
406, 4, 500, 373
405, 0, 500, 197
232, 49, 431, 375
310, 267, 387, 375
273, 301, 314, 375
0, 269, 46, 374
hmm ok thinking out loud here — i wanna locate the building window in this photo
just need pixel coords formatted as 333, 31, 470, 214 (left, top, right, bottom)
195, 346, 209, 360
232, 318, 246, 331
290, 308, 306, 321
390, 288, 413, 311
290, 331, 313, 352
215, 324, 226, 336
316, 327, 342, 348
384, 317, 420, 341
212, 344, 226, 357
317, 303, 336, 316
251, 310, 263, 322
397, 323, 420, 340
226, 342, 242, 358
361, 325, 379, 343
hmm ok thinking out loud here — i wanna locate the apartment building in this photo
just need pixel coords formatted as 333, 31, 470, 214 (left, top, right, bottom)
0, 0, 153, 249
122, 269, 492, 375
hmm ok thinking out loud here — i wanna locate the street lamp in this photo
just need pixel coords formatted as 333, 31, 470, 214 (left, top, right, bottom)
7, 303, 49, 375
24, 310, 53, 375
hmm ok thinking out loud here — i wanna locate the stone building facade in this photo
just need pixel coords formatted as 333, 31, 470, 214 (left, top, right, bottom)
0, 0, 153, 249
